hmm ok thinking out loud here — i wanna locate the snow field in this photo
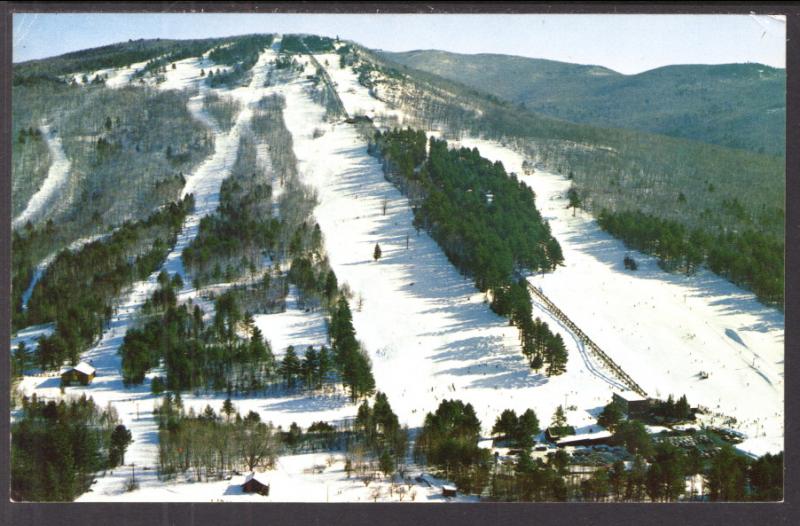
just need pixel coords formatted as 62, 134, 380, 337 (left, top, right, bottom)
312, 52, 410, 130
273, 73, 622, 439
12, 123, 72, 229
77, 452, 474, 502
452, 138, 784, 456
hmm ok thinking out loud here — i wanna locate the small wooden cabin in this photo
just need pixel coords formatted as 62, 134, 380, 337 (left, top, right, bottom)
60, 362, 96, 386
242, 472, 270, 496
442, 485, 457, 498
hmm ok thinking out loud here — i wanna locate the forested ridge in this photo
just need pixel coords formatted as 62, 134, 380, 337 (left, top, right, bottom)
597, 209, 784, 306
206, 34, 274, 87
381, 50, 785, 155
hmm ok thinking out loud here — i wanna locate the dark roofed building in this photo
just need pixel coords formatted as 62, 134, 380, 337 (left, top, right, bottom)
613, 390, 651, 417
241, 472, 270, 496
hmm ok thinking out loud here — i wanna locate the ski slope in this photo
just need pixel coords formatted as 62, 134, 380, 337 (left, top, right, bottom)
453, 138, 785, 456
12, 124, 71, 229
311, 51, 783, 455
274, 68, 621, 438
12, 36, 784, 502
14, 45, 284, 497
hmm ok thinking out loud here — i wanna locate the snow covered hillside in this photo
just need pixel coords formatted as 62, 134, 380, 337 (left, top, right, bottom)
454, 139, 784, 457
12, 123, 72, 229
10, 33, 784, 502
311, 51, 783, 455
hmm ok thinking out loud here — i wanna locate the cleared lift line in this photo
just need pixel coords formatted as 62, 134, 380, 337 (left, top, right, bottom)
524, 279, 649, 398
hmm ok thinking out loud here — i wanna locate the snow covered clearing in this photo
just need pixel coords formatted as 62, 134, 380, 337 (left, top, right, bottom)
452, 138, 784, 456
157, 53, 229, 92
70, 58, 154, 87
253, 286, 328, 359
10, 323, 55, 357
273, 69, 620, 439
313, 52, 410, 129
77, 452, 473, 502
12, 123, 72, 229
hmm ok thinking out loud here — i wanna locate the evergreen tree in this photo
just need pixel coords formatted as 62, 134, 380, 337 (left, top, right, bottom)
373, 243, 382, 261
551, 405, 567, 431
281, 346, 301, 388
491, 409, 518, 440
707, 445, 748, 501
515, 409, 541, 448
222, 398, 235, 421
109, 424, 133, 467
598, 401, 625, 432
379, 448, 395, 476
567, 186, 581, 216
544, 333, 568, 376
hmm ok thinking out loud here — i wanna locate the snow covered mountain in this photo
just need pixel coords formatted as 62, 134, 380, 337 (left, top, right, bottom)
9, 33, 784, 503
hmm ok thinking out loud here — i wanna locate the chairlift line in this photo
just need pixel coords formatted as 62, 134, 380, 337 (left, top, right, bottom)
523, 278, 648, 398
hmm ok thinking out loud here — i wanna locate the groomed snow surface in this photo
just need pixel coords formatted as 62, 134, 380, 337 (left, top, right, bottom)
12, 124, 72, 230
452, 138, 784, 457
12, 36, 784, 501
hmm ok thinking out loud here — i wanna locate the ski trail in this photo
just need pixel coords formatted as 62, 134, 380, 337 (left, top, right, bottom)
13, 123, 71, 229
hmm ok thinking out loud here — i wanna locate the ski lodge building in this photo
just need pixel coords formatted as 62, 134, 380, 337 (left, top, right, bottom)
613, 390, 651, 417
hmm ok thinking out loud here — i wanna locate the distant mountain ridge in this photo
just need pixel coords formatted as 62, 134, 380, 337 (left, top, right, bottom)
380, 49, 785, 155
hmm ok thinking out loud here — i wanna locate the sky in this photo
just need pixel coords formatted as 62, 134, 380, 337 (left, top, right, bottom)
12, 12, 786, 74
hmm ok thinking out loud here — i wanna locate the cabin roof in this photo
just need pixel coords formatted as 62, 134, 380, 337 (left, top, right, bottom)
556, 429, 613, 445
244, 472, 270, 486
62, 362, 95, 376
614, 390, 647, 403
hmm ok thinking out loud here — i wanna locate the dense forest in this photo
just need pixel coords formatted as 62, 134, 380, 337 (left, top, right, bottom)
414, 399, 492, 493
382, 50, 785, 156
155, 394, 279, 480
13, 37, 224, 80
121, 275, 274, 392
597, 209, 784, 306
11, 395, 132, 501
375, 130, 562, 290
351, 393, 408, 477
11, 78, 211, 224
11, 78, 214, 333
206, 34, 273, 87
280, 34, 336, 54
202, 93, 242, 132
16, 197, 192, 372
